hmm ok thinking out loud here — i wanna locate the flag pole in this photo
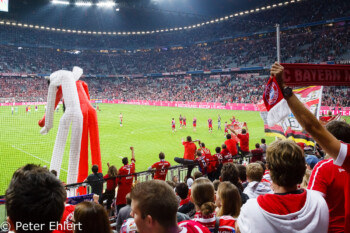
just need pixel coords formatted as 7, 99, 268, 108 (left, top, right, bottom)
276, 24, 281, 63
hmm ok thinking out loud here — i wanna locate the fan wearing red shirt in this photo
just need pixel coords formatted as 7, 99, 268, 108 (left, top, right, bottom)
220, 144, 233, 164
195, 150, 213, 175
270, 62, 350, 233
182, 136, 199, 178
307, 120, 350, 233
149, 152, 171, 181
116, 146, 136, 213
224, 133, 238, 157
229, 124, 250, 156
250, 143, 264, 162
102, 163, 118, 215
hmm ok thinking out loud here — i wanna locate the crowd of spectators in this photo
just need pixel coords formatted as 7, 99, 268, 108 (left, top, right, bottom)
0, 23, 349, 76
1, 73, 350, 107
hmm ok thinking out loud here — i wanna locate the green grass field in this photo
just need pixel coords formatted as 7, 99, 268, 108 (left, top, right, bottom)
0, 104, 274, 194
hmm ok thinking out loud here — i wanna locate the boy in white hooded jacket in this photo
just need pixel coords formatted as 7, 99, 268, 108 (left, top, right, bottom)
237, 140, 329, 233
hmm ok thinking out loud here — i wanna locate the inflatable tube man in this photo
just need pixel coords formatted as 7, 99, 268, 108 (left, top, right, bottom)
40, 67, 83, 185
39, 70, 102, 192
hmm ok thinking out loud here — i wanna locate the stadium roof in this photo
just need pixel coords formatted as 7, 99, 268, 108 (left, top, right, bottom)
0, 0, 285, 31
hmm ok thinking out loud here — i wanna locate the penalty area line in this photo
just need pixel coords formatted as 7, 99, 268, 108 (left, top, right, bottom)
10, 145, 68, 173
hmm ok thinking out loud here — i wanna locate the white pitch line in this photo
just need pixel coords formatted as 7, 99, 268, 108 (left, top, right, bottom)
11, 145, 68, 173
18, 141, 51, 146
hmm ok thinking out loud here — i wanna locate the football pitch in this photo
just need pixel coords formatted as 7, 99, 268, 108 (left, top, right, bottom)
0, 103, 274, 194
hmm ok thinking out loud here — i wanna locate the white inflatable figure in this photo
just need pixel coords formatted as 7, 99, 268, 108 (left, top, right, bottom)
41, 67, 83, 185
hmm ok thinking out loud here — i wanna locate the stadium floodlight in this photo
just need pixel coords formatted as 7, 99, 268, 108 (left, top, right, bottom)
141, 31, 145, 34
244, 11, 249, 14
97, 1, 115, 7
62, 29, 66, 31
78, 30, 82, 33
57, 28, 61, 31
266, 5, 271, 8
46, 27, 51, 30
234, 13, 238, 16
29, 25, 34, 28
40, 26, 45, 29
188, 26, 192, 29
201, 22, 205, 25
174, 27, 178, 30
117, 32, 121, 35
51, 28, 56, 31
165, 29, 168, 31
52, 0, 69, 5
192, 25, 196, 28
102, 32, 106, 34
92, 31, 96, 34
24, 24, 28, 27
260, 7, 265, 10
0, 21, 4, 24
284, 1, 289, 4
67, 29, 71, 32
197, 23, 200, 26
115, 8, 120, 11
224, 16, 228, 19
272, 4, 277, 7
98, 32, 102, 34
239, 12, 244, 15
82, 30, 86, 33
160, 29, 164, 32
132, 32, 135, 34
123, 32, 126, 35
5, 21, 10, 25
12, 22, 16, 26
76, 2, 92, 6
112, 32, 116, 35
169, 28, 173, 31
137, 31, 140, 34
179, 27, 183, 30
278, 3, 283, 6
18, 23, 22, 26
290, 0, 295, 2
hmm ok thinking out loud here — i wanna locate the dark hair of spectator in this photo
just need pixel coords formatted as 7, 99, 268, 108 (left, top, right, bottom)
6, 164, 66, 233
122, 157, 128, 165
212, 180, 220, 191
220, 163, 239, 187
51, 169, 58, 177
193, 171, 203, 179
215, 147, 221, 153
226, 134, 231, 139
255, 161, 266, 174
91, 165, 99, 174
266, 140, 305, 187
242, 129, 246, 134
126, 193, 132, 205
131, 180, 178, 229
187, 136, 192, 142
326, 120, 350, 143
261, 138, 266, 144
175, 183, 189, 200
74, 201, 112, 233
159, 152, 165, 160
236, 164, 247, 182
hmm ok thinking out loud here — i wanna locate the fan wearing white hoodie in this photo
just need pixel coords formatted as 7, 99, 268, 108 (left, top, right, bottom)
237, 140, 329, 233
243, 163, 272, 199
